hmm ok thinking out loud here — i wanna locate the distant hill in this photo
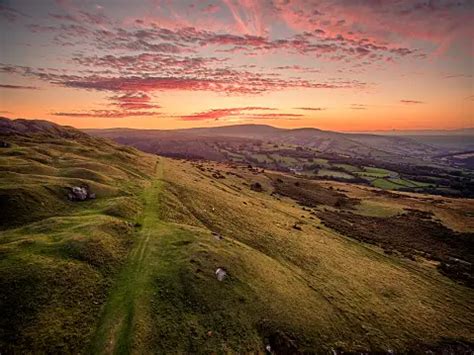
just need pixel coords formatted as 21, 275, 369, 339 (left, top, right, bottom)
359, 128, 474, 136
85, 123, 446, 160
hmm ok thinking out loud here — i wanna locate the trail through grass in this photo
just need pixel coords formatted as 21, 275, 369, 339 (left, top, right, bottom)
91, 158, 168, 354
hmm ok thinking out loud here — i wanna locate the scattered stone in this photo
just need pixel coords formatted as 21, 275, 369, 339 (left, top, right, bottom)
212, 172, 225, 179
250, 182, 264, 192
215, 267, 227, 281
292, 223, 302, 231
67, 185, 96, 201
212, 232, 223, 240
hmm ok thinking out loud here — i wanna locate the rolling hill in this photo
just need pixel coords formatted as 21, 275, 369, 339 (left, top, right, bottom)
86, 124, 446, 160
86, 124, 474, 197
1, 117, 473, 353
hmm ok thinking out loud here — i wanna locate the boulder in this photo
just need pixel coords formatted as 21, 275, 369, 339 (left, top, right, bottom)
68, 185, 96, 201
215, 267, 227, 281
250, 182, 264, 192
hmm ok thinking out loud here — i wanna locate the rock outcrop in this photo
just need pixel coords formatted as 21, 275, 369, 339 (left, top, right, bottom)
68, 186, 96, 201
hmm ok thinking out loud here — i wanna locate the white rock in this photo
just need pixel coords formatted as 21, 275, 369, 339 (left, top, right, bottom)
215, 267, 227, 281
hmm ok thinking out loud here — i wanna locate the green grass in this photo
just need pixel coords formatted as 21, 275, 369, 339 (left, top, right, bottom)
272, 154, 299, 165
332, 163, 359, 172
90, 160, 271, 353
0, 127, 156, 352
312, 158, 329, 165
387, 178, 416, 187
364, 167, 393, 175
1, 120, 474, 353
406, 179, 433, 188
317, 169, 355, 179
354, 200, 403, 217
371, 178, 404, 189
356, 166, 395, 179
250, 153, 269, 163
90, 166, 164, 354
370, 177, 433, 190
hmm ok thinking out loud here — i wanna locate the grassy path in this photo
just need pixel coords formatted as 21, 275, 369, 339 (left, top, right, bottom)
90, 159, 167, 354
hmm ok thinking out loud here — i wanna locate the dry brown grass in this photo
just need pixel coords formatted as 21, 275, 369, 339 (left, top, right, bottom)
155, 158, 474, 352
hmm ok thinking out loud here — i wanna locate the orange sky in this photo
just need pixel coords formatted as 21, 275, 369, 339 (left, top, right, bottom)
1, 0, 473, 131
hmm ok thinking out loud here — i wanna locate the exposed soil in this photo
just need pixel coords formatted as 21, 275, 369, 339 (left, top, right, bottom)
317, 209, 474, 287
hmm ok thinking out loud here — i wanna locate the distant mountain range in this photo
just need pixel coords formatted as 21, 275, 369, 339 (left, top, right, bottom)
355, 128, 474, 136
85, 123, 467, 161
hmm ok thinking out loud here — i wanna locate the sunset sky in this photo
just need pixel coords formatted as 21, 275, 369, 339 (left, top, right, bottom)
0, 0, 473, 131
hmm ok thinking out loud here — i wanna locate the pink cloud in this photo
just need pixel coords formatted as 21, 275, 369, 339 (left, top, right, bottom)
52, 109, 161, 118
1, 63, 367, 96
180, 106, 275, 121
273, 0, 473, 56
109, 92, 161, 110
202, 4, 220, 14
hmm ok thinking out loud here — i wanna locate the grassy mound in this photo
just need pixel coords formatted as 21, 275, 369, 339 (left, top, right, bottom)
0, 118, 156, 352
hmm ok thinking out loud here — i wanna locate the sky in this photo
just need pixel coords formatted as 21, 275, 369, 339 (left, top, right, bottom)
0, 0, 473, 131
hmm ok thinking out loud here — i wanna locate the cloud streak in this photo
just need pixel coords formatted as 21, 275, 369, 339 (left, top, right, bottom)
0, 84, 38, 90
179, 107, 276, 121
52, 109, 161, 118
294, 107, 326, 111
400, 100, 425, 104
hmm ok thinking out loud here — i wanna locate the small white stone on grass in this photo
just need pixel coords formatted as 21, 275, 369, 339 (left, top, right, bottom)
215, 267, 227, 281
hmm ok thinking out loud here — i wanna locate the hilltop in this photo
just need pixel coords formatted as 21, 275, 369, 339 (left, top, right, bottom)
1, 118, 473, 353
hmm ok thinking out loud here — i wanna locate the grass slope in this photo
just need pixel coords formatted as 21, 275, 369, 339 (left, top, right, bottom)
0, 119, 156, 352
149, 159, 474, 352
1, 118, 473, 353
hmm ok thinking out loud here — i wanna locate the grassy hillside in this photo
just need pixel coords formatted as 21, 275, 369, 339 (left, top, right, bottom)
1, 118, 473, 353
0, 118, 157, 352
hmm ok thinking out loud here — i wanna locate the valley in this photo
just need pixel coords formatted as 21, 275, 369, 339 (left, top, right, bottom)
87, 125, 474, 198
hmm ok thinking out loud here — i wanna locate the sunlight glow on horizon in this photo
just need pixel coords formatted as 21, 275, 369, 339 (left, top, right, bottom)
0, 0, 473, 131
